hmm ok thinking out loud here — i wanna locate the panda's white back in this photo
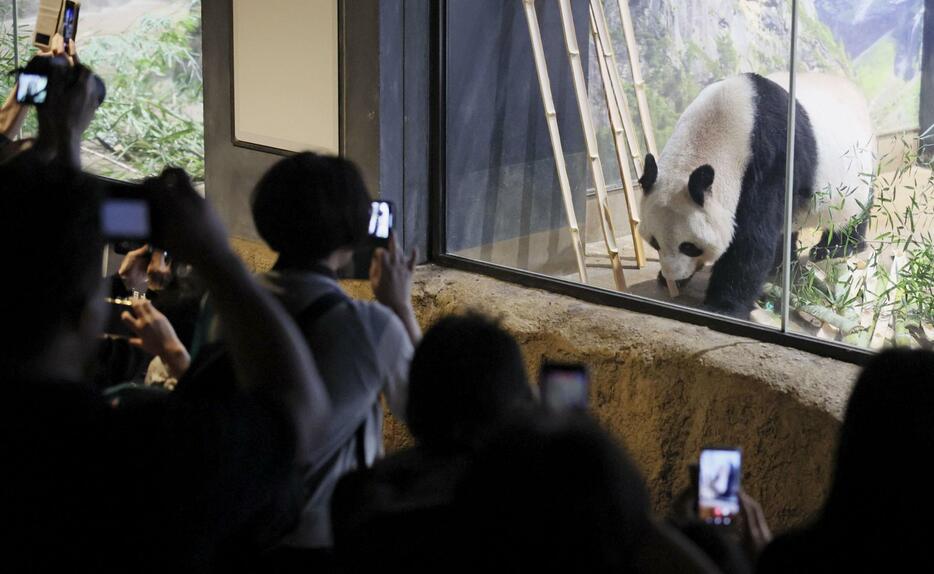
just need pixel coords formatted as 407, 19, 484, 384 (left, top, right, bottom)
766, 73, 876, 230
651, 75, 756, 223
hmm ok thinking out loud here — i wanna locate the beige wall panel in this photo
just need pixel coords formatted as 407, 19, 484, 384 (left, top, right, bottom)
233, 0, 339, 153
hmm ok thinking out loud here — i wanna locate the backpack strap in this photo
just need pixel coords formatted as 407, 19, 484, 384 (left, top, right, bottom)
302, 418, 369, 500
293, 290, 373, 497
295, 291, 350, 328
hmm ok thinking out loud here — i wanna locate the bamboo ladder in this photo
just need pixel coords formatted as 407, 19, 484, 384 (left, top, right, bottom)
522, 0, 627, 290
557, 0, 627, 289
617, 0, 658, 159
589, 0, 646, 268
523, 0, 661, 290
521, 0, 589, 284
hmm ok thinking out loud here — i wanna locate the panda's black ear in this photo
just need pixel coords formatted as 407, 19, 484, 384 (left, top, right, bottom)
688, 165, 715, 207
639, 154, 658, 193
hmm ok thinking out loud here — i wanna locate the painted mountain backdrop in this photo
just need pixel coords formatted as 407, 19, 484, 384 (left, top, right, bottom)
596, 0, 924, 150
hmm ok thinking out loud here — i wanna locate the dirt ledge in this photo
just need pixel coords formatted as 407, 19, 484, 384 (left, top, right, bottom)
231, 238, 859, 531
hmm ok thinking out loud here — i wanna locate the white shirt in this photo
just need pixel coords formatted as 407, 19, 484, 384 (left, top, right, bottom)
259, 269, 413, 548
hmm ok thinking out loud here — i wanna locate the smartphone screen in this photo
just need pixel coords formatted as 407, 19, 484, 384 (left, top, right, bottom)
16, 73, 49, 105
368, 200, 394, 247
539, 362, 589, 411
341, 200, 394, 279
698, 448, 742, 525
62, 2, 80, 46
101, 198, 150, 241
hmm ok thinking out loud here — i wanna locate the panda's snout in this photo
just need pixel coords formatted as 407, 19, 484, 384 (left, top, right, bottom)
657, 271, 695, 289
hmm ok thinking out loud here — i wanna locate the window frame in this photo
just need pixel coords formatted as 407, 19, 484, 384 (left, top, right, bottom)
428, 0, 875, 365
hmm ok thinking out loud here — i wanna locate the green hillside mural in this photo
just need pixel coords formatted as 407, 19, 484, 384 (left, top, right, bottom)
594, 0, 924, 150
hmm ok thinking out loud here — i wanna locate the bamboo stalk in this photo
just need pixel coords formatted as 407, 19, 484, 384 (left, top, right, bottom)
81, 145, 143, 176
589, 0, 646, 268
889, 252, 911, 346
616, 0, 658, 156
589, 0, 644, 180
522, 0, 589, 284
666, 278, 679, 298
764, 283, 862, 334
557, 0, 626, 290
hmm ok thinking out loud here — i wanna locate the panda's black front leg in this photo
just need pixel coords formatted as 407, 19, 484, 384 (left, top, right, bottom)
704, 243, 778, 318
704, 192, 785, 319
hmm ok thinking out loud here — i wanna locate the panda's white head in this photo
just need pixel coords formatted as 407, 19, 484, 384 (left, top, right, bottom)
638, 154, 736, 282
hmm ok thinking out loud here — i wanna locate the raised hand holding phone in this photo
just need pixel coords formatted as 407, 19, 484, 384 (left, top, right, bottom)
370, 230, 421, 344
33, 0, 80, 51
120, 299, 190, 379
698, 447, 742, 526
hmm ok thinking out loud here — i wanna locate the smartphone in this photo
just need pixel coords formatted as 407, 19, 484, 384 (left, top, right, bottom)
15, 73, 50, 106
62, 1, 80, 47
698, 447, 742, 526
97, 178, 151, 242
539, 361, 589, 411
368, 200, 394, 248
342, 200, 395, 279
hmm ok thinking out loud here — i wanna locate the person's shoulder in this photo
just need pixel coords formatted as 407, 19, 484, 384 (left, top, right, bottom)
334, 447, 470, 517
351, 300, 408, 338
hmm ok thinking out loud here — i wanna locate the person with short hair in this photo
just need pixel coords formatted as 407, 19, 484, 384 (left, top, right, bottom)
332, 312, 537, 570
250, 151, 421, 563
405, 312, 534, 451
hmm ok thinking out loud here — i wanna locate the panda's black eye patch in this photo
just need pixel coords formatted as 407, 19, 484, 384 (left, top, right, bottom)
679, 242, 703, 257
649, 236, 660, 251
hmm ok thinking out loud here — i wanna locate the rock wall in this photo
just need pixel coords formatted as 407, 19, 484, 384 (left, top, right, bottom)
231, 237, 860, 531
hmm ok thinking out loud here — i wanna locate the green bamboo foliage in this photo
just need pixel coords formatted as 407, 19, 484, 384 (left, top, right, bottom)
764, 132, 934, 350
1, 1, 204, 181
80, 0, 203, 181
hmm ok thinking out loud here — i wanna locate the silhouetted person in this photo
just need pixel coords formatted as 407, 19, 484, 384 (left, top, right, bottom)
758, 349, 934, 573
332, 313, 536, 571
249, 152, 420, 567
404, 312, 534, 452
0, 58, 330, 571
453, 413, 722, 573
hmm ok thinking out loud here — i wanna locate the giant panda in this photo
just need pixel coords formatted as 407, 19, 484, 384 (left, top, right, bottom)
637, 72, 875, 318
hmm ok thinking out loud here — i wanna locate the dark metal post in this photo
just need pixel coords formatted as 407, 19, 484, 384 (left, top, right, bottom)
921, 0, 934, 159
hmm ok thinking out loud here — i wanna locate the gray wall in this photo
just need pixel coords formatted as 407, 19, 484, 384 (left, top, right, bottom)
377, 0, 432, 259
203, 0, 431, 258
444, 0, 590, 255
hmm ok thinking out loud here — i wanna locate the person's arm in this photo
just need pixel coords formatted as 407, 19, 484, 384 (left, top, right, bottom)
149, 169, 331, 457
370, 235, 421, 345
376, 310, 415, 420
739, 490, 773, 561
22, 35, 90, 168
30, 61, 97, 169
